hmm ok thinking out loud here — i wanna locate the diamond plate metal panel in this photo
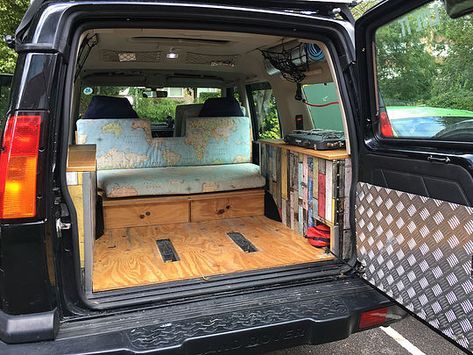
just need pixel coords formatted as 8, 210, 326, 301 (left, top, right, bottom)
356, 182, 473, 351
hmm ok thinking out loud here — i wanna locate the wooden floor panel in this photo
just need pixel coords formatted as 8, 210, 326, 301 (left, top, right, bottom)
93, 216, 334, 292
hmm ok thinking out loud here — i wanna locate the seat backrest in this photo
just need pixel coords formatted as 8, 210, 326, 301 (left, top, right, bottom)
83, 95, 139, 119
76, 116, 252, 170
199, 97, 243, 117
174, 104, 203, 137
184, 116, 252, 164
181, 97, 246, 137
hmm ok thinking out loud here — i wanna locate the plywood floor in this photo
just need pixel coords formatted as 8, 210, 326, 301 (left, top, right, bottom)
93, 216, 334, 292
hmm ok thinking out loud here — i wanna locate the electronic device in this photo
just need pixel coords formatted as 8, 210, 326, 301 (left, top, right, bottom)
284, 129, 345, 150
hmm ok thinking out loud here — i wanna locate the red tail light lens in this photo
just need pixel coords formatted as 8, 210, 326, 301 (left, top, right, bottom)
379, 111, 394, 138
0, 114, 42, 219
359, 307, 389, 330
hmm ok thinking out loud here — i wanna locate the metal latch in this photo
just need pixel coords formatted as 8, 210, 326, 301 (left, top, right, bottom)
56, 218, 71, 234
427, 155, 451, 164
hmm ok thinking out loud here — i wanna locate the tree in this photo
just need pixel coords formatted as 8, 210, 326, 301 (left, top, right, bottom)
0, 0, 29, 73
252, 89, 281, 139
375, 1, 473, 111
351, 0, 382, 20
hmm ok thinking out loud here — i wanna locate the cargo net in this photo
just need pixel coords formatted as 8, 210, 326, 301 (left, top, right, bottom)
261, 42, 309, 85
262, 42, 339, 106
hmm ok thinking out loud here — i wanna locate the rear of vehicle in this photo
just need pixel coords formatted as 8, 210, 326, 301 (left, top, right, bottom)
0, 0, 471, 353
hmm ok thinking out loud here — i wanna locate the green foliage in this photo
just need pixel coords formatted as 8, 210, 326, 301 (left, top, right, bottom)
196, 92, 220, 104
352, 0, 382, 19
427, 90, 473, 112
79, 86, 186, 122
0, 0, 29, 73
260, 113, 281, 139
252, 90, 281, 139
135, 97, 184, 122
0, 85, 10, 117
376, 1, 473, 112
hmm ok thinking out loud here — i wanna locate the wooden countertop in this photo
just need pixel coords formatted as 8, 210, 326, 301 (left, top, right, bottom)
259, 139, 349, 160
67, 145, 97, 172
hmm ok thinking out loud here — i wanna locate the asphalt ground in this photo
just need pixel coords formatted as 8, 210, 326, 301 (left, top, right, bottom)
267, 316, 466, 355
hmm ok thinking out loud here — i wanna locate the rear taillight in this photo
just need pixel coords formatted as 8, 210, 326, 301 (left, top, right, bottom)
359, 307, 389, 330
379, 111, 394, 138
0, 114, 42, 219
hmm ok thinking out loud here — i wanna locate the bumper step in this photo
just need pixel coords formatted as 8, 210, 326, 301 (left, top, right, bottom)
1, 278, 392, 354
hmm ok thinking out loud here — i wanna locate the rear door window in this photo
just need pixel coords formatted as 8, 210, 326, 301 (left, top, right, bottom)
375, 0, 473, 141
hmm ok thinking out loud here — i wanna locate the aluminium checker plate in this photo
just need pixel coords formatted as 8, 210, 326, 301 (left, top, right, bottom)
356, 182, 473, 351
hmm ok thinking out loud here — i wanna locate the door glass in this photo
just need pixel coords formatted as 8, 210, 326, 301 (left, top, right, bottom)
375, 0, 473, 141
0, 74, 12, 119
247, 83, 281, 139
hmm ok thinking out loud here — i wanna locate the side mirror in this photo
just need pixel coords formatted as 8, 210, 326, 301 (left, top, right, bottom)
444, 0, 473, 18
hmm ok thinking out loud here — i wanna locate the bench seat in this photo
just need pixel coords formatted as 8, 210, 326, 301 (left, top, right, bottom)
98, 163, 265, 198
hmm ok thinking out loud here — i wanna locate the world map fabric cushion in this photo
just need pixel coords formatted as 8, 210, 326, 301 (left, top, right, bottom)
76, 116, 252, 170
97, 163, 265, 197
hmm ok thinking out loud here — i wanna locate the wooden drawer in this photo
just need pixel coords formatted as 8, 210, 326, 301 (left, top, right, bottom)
191, 190, 264, 222
104, 200, 189, 229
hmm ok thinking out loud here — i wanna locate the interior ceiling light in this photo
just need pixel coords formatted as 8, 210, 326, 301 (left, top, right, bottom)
166, 48, 178, 59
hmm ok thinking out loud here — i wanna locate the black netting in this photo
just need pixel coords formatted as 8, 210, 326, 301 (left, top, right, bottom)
261, 42, 309, 84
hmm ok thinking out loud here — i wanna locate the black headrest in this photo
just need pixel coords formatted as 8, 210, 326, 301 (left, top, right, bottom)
83, 95, 139, 119
199, 97, 243, 117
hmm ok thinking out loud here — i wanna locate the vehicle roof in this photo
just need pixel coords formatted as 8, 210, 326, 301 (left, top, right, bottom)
28, 0, 354, 7
24, 0, 355, 18
17, 0, 355, 55
387, 106, 473, 120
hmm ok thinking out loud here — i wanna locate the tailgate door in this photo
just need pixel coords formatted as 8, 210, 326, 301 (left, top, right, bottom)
355, 0, 473, 351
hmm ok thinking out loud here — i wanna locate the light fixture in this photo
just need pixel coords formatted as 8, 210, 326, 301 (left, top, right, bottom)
166, 48, 178, 59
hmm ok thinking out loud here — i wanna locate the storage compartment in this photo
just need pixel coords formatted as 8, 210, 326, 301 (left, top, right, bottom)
103, 198, 190, 228
102, 189, 265, 228
259, 139, 351, 253
64, 27, 352, 301
190, 189, 264, 222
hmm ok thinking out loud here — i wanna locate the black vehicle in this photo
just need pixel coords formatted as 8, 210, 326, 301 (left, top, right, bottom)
0, 0, 471, 353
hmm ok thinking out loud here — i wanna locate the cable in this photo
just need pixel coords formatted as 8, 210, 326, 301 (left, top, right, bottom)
302, 99, 340, 108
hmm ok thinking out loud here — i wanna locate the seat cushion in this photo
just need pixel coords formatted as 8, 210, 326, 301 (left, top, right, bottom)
98, 163, 266, 198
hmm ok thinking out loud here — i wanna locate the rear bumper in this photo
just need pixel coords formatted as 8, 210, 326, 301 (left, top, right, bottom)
0, 277, 400, 354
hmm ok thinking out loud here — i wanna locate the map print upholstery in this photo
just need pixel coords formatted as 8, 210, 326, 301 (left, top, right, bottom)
76, 116, 264, 197
76, 116, 252, 170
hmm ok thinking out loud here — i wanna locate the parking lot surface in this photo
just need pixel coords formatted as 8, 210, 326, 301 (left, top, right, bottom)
268, 316, 465, 355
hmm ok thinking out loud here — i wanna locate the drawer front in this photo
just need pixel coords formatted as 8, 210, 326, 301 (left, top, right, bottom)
104, 201, 189, 229
191, 192, 264, 222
